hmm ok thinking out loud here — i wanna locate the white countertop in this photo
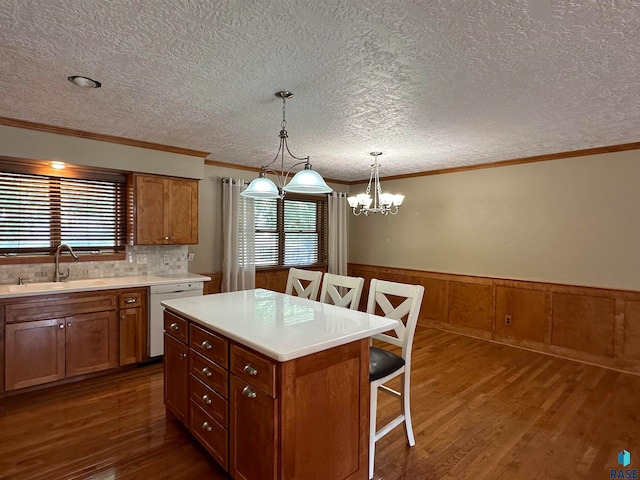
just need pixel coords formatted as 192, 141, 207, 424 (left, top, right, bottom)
0, 273, 211, 299
162, 289, 399, 362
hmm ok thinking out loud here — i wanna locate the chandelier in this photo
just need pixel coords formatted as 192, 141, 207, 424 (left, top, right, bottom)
240, 91, 332, 199
347, 152, 404, 216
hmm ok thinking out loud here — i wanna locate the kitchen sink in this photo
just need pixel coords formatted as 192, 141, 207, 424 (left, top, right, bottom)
6, 279, 109, 294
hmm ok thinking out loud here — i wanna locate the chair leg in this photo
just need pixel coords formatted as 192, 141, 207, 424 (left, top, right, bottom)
369, 383, 378, 479
401, 373, 415, 446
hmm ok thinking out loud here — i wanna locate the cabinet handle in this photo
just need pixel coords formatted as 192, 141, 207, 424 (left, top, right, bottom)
202, 421, 212, 432
178, 353, 187, 360
202, 394, 212, 405
164, 236, 174, 240
170, 323, 179, 331
202, 367, 212, 377
67, 322, 72, 327
121, 315, 125, 320
59, 324, 65, 329
243, 364, 258, 376
201, 340, 212, 350
242, 386, 257, 398
125, 298, 137, 304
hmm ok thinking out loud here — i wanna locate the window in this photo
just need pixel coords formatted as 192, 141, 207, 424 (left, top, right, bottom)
0, 161, 127, 255
254, 194, 327, 268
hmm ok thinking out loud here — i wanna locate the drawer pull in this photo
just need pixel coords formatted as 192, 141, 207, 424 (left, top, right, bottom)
202, 421, 212, 432
242, 386, 257, 399
202, 367, 212, 377
202, 394, 212, 405
125, 298, 137, 304
170, 323, 179, 331
59, 324, 65, 329
178, 353, 187, 360
243, 364, 258, 376
201, 340, 212, 350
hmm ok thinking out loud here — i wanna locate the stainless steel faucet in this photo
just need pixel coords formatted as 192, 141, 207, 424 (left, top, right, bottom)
54, 243, 79, 282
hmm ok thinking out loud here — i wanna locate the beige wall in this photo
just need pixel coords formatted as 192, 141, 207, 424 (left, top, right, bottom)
0, 125, 205, 179
349, 150, 640, 291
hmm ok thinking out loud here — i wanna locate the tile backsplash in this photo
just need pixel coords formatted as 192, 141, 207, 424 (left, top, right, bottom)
0, 245, 189, 286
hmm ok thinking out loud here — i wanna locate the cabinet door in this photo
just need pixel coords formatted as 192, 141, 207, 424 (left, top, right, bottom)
119, 307, 140, 366
135, 174, 167, 245
5, 319, 65, 391
65, 311, 118, 377
164, 333, 189, 425
167, 178, 198, 244
230, 375, 278, 480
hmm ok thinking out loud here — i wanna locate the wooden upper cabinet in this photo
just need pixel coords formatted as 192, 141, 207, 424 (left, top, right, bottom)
132, 174, 198, 245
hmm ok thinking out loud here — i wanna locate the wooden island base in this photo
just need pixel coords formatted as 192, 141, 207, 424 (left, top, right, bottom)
164, 310, 370, 480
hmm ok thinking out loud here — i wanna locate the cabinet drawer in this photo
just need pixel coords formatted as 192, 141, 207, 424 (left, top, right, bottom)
164, 311, 188, 343
119, 292, 143, 309
190, 324, 228, 368
190, 375, 228, 428
190, 351, 228, 398
230, 345, 277, 398
190, 401, 228, 470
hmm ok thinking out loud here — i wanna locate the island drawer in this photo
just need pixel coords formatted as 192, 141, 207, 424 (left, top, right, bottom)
190, 375, 227, 428
190, 351, 228, 398
190, 401, 228, 470
230, 344, 277, 398
189, 324, 228, 368
164, 311, 188, 343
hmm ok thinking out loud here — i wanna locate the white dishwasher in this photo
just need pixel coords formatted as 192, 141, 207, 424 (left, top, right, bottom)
149, 281, 204, 357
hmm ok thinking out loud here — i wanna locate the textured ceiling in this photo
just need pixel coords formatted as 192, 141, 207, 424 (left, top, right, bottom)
1, 0, 639, 181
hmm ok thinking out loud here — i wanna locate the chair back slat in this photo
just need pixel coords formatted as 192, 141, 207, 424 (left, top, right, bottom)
285, 268, 323, 301
319, 273, 365, 310
366, 279, 424, 362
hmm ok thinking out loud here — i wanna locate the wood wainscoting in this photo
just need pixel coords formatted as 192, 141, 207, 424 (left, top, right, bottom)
348, 263, 640, 376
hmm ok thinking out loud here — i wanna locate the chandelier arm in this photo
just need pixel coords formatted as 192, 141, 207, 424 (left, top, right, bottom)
282, 138, 310, 162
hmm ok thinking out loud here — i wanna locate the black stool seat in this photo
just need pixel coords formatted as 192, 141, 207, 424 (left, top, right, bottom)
369, 346, 405, 381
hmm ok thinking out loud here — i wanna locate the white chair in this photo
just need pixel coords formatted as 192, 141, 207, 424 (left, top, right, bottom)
319, 273, 365, 310
367, 279, 425, 479
284, 267, 323, 301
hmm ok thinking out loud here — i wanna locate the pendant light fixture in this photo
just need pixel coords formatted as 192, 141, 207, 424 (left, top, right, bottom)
240, 91, 332, 199
347, 152, 405, 216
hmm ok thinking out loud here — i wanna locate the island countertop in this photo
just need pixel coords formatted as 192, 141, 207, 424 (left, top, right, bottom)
162, 288, 399, 362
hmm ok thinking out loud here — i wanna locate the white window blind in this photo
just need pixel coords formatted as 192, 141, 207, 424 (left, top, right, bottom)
0, 168, 127, 254
254, 195, 327, 268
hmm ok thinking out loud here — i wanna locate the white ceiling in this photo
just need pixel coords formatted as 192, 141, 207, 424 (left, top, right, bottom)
1, 1, 639, 181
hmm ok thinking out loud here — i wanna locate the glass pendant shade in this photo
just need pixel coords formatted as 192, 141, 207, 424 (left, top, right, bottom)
243, 91, 332, 199
283, 165, 333, 194
240, 174, 280, 199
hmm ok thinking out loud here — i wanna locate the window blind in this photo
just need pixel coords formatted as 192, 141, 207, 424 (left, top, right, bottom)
254, 195, 327, 268
0, 171, 127, 254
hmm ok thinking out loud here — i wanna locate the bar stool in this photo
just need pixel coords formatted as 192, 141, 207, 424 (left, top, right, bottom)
367, 279, 424, 479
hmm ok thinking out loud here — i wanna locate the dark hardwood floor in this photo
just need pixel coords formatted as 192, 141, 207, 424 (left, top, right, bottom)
1, 327, 639, 479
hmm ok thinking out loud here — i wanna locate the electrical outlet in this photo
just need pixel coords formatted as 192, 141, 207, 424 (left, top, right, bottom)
163, 254, 170, 265
504, 315, 512, 326
188, 252, 195, 261
136, 254, 147, 265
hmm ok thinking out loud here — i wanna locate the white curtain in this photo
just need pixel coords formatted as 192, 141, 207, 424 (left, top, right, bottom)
328, 192, 349, 275
222, 178, 255, 292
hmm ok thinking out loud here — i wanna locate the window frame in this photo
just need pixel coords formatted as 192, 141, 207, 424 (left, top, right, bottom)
254, 193, 328, 270
0, 157, 128, 263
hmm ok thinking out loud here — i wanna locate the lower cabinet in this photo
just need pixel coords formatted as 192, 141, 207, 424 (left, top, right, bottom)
164, 333, 189, 424
4, 318, 66, 390
2, 287, 148, 393
229, 374, 277, 480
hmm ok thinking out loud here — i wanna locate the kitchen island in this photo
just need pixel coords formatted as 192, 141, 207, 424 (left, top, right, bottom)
161, 288, 399, 480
